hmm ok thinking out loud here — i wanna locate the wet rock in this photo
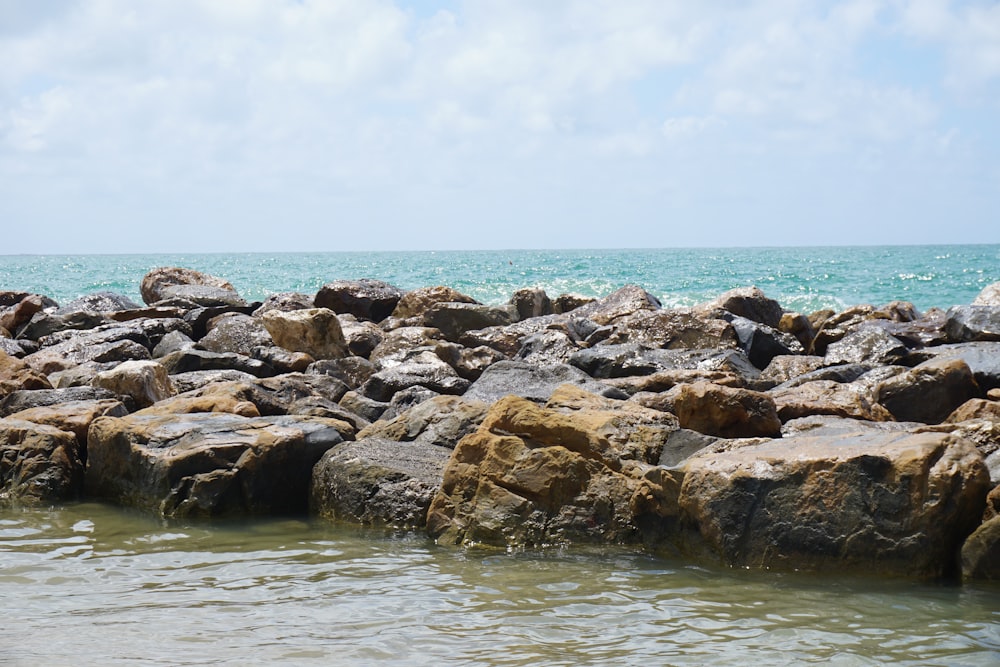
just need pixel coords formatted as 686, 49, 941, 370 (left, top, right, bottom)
772, 363, 873, 388
140, 267, 238, 306
261, 308, 347, 361
5, 399, 127, 463
810, 305, 879, 355
778, 311, 816, 350
679, 431, 989, 578
0, 338, 32, 359
945, 306, 1000, 343
509, 287, 552, 320
0, 350, 52, 396
724, 315, 803, 370
314, 279, 404, 323
0, 386, 120, 417
427, 390, 682, 548
824, 327, 911, 366
92, 360, 177, 409
458, 315, 562, 357
360, 350, 469, 402
0, 419, 83, 505
875, 358, 980, 424
18, 311, 109, 340
961, 517, 1000, 582
659, 382, 782, 438
182, 305, 260, 340
255, 373, 350, 409
769, 380, 894, 423
311, 438, 452, 528
86, 412, 345, 518
515, 330, 583, 365
945, 399, 1000, 423
251, 292, 314, 316
391, 286, 478, 321
24, 327, 152, 375
921, 343, 1000, 393
463, 361, 627, 404
424, 302, 516, 342
197, 314, 273, 356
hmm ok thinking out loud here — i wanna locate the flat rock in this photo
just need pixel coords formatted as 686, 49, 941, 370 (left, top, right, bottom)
769, 380, 894, 422
0, 386, 120, 417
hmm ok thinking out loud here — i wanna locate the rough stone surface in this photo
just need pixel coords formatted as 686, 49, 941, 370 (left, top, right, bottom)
660, 382, 782, 438
0, 386, 120, 417
6, 399, 128, 462
464, 361, 627, 404
360, 350, 469, 401
314, 279, 404, 323
0, 419, 83, 505
251, 292, 314, 316
158, 349, 275, 378
769, 380, 894, 423
434, 342, 507, 381
602, 310, 739, 351
945, 399, 1000, 424
945, 306, 1000, 343
568, 285, 661, 326
262, 308, 348, 361
875, 358, 980, 425
972, 282, 1000, 307
86, 412, 345, 517
509, 287, 552, 320
391, 286, 478, 320
198, 314, 273, 356
92, 360, 177, 409
0, 350, 52, 396
424, 303, 516, 342
369, 327, 442, 369
680, 431, 989, 578
307, 357, 376, 389
356, 395, 489, 449
961, 516, 1000, 581
761, 355, 828, 385
337, 315, 384, 358
140, 267, 238, 306
705, 286, 785, 329
924, 343, 1000, 392
824, 328, 911, 366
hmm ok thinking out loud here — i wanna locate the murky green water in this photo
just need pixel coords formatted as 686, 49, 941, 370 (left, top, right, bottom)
1, 503, 998, 666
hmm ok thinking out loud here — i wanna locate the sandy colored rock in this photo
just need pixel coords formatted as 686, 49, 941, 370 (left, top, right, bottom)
391, 286, 478, 320
769, 380, 894, 423
875, 357, 980, 424
661, 381, 781, 438
92, 360, 176, 409
262, 308, 347, 360
140, 267, 237, 306
0, 349, 52, 396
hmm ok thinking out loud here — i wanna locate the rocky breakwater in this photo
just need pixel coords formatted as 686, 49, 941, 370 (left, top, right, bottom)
2, 269, 1000, 583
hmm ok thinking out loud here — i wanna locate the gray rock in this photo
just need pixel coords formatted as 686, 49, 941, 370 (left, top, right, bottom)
360, 350, 469, 402
945, 306, 1000, 343
824, 327, 911, 366
307, 357, 377, 390
0, 386, 120, 417
463, 360, 627, 404
158, 349, 276, 378
509, 287, 552, 320
0, 419, 83, 505
423, 302, 516, 342
314, 279, 403, 323
56, 292, 141, 314
197, 314, 273, 356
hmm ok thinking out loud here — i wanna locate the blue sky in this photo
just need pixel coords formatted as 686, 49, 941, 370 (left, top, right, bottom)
1, 0, 998, 253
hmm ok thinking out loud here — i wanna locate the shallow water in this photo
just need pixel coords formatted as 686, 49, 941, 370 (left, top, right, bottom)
2, 503, 998, 666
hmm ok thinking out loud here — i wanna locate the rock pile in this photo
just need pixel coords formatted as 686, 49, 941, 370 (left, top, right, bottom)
3, 267, 1000, 582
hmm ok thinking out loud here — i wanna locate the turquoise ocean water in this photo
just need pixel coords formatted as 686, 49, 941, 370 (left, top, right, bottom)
2, 244, 998, 314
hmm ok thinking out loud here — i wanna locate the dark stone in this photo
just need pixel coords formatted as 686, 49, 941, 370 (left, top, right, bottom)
515, 330, 583, 365
158, 349, 276, 378
152, 330, 195, 358
434, 341, 507, 381
945, 306, 1000, 343
875, 358, 980, 424
824, 327, 911, 366
509, 287, 553, 320
552, 293, 594, 314
961, 516, 1000, 582
0, 386, 120, 417
570, 285, 661, 325
0, 419, 83, 505
339, 390, 389, 423
382, 386, 441, 421
251, 292, 314, 316
423, 302, 516, 342
56, 292, 141, 314
706, 286, 785, 329
922, 343, 1000, 392
724, 314, 803, 370
314, 279, 404, 323
360, 350, 470, 402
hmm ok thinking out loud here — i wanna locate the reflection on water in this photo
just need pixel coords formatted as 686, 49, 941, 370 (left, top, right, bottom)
2, 503, 999, 666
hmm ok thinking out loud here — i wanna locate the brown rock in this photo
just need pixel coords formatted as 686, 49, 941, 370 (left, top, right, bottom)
390, 286, 478, 320
704, 286, 784, 328
7, 399, 128, 460
0, 350, 52, 396
661, 381, 782, 438
972, 281, 1000, 307
603, 310, 739, 350
946, 398, 1000, 424
875, 358, 980, 424
132, 394, 260, 418
0, 419, 83, 504
570, 285, 661, 326
961, 516, 1000, 581
770, 380, 894, 422
140, 267, 237, 306
92, 360, 176, 409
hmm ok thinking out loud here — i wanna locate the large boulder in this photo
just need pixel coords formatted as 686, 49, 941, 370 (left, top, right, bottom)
423, 302, 516, 342
570, 285, 661, 326
769, 380, 894, 423
390, 286, 478, 321
0, 294, 57, 337
86, 412, 345, 517
434, 341, 507, 381
463, 361, 627, 404
314, 279, 404, 323
197, 314, 273, 356
509, 287, 552, 320
140, 267, 238, 306
92, 360, 177, 409
922, 343, 1000, 392
157, 348, 276, 378
874, 358, 980, 425
262, 308, 348, 360
427, 388, 682, 548
336, 314, 384, 358
659, 382, 782, 438
355, 395, 489, 449
973, 282, 1000, 307
0, 419, 83, 505
824, 327, 911, 366
945, 306, 1000, 343
0, 350, 52, 396
601, 310, 739, 351
360, 350, 469, 402
703, 286, 784, 329
0, 386, 120, 417
6, 399, 128, 463
56, 292, 141, 314
679, 431, 989, 578
961, 516, 1000, 582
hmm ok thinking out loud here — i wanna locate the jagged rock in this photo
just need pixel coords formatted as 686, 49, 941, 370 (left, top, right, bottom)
723, 314, 803, 370
464, 361, 627, 404
921, 343, 1000, 392
973, 282, 1000, 307
314, 279, 404, 323
552, 293, 594, 314
25, 331, 151, 375
251, 292, 314, 316
434, 342, 507, 381
381, 386, 440, 420
862, 313, 950, 349
0, 419, 83, 505
251, 346, 313, 374
255, 373, 350, 409
569, 285, 661, 326
261, 308, 347, 361
168, 370, 258, 394
132, 393, 261, 418
0, 350, 52, 396
86, 412, 345, 517
810, 305, 890, 355
360, 350, 469, 402
658, 382, 782, 438
158, 284, 247, 308
780, 415, 919, 438
307, 357, 376, 390
761, 355, 827, 385
0, 294, 57, 337
355, 395, 489, 449
140, 267, 238, 306
5, 399, 127, 463
961, 517, 1000, 581
778, 311, 816, 350
56, 292, 141, 314
945, 306, 1000, 343
151, 330, 195, 358
339, 390, 388, 423
427, 389, 682, 547
602, 310, 739, 351
611, 369, 745, 397
510, 287, 552, 320
391, 286, 478, 320
0, 338, 31, 359
824, 327, 911, 366
18, 311, 109, 340
875, 358, 980, 424
772, 363, 873, 388
704, 286, 785, 328
946, 399, 1000, 423
197, 314, 273, 356
285, 396, 369, 433
158, 349, 275, 378
0, 386, 121, 417
48, 363, 104, 389
0, 291, 31, 308
91, 360, 176, 409
515, 330, 583, 365
369, 327, 442, 369
769, 380, 894, 422
311, 438, 452, 528
182, 304, 259, 340
458, 315, 563, 357
424, 302, 516, 342
337, 314, 384, 358
680, 431, 989, 578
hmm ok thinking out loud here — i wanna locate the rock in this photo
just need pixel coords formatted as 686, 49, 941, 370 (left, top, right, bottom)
824, 327, 911, 366
657, 429, 718, 467
381, 386, 440, 420
434, 342, 507, 381
311, 438, 452, 528
570, 285, 661, 326
602, 310, 739, 351
945, 399, 1000, 423
972, 282, 1000, 307
261, 308, 347, 361
284, 396, 369, 433
132, 393, 261, 418
339, 390, 388, 423
391, 286, 478, 320
458, 315, 563, 357
961, 516, 1000, 581
773, 362, 874, 389
724, 315, 803, 370
0, 350, 52, 396
6, 399, 128, 463
0, 294, 57, 337
17, 311, 109, 341
168, 370, 258, 394
251, 292, 314, 316
514, 330, 583, 366
182, 304, 259, 340
254, 373, 350, 409
91, 360, 177, 409
307, 357, 376, 389
251, 346, 313, 374
360, 350, 469, 402
356, 395, 489, 449
0, 338, 32, 359
611, 369, 745, 397
0, 419, 83, 505
863, 313, 950, 349
778, 311, 816, 350
314, 279, 404, 322
509, 287, 552, 320
369, 326, 442, 369
140, 267, 238, 306
0, 386, 121, 417
86, 412, 345, 517
552, 293, 594, 314
427, 390, 682, 547
945, 306, 1000, 343
197, 314, 273, 356
151, 330, 195, 358
704, 286, 784, 329
158, 349, 275, 378
0, 291, 31, 308
761, 355, 828, 385
337, 314, 384, 358
423, 302, 516, 342
781, 415, 919, 438
679, 431, 989, 578
810, 305, 879, 355
660, 382, 782, 438
463, 361, 627, 404
56, 292, 141, 314
769, 380, 894, 422
48, 363, 104, 389
875, 358, 980, 424
922, 343, 1000, 393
